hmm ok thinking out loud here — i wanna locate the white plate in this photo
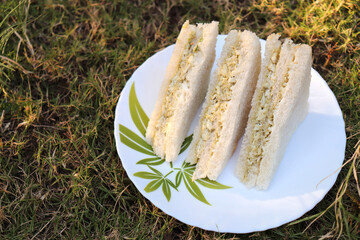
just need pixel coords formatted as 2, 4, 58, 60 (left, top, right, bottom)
114, 35, 346, 233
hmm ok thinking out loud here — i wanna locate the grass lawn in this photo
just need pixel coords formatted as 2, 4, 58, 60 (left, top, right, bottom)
0, 0, 359, 239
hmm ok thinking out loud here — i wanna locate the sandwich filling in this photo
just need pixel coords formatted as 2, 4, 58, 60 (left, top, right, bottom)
241, 44, 298, 183
152, 25, 203, 153
241, 48, 281, 182
193, 35, 245, 163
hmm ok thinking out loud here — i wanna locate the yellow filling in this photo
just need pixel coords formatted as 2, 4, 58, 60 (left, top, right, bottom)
243, 49, 293, 181
242, 50, 279, 181
155, 29, 202, 140
194, 40, 244, 161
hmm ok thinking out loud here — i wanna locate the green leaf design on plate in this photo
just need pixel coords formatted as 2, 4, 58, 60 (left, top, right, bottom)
183, 171, 211, 206
136, 157, 165, 166
120, 124, 153, 151
179, 134, 193, 154
120, 132, 156, 156
129, 82, 149, 137
144, 178, 163, 192
183, 162, 196, 172
175, 171, 182, 188
196, 178, 232, 190
133, 171, 160, 180
166, 178, 178, 191
148, 165, 163, 176
135, 167, 176, 201
162, 180, 171, 201
123, 81, 232, 205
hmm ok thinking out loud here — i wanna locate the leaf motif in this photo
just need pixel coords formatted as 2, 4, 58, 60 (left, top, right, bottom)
162, 180, 171, 201
120, 133, 156, 156
133, 86, 149, 129
179, 142, 190, 155
129, 82, 149, 137
144, 178, 163, 192
183, 172, 211, 205
183, 162, 196, 172
179, 134, 193, 154
181, 134, 193, 148
175, 171, 183, 188
119, 124, 153, 152
148, 165, 163, 176
196, 178, 232, 189
136, 157, 164, 166
134, 171, 160, 180
125, 83, 232, 203
166, 178, 178, 191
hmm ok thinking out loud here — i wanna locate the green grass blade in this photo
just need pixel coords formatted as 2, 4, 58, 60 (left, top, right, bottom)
0, 1, 23, 28
133, 171, 160, 180
288, 212, 322, 226
136, 157, 164, 166
129, 82, 148, 137
119, 124, 153, 151
0, 62, 14, 71
162, 180, 171, 201
120, 133, 156, 156
0, 27, 16, 53
183, 172, 210, 205
196, 178, 232, 189
144, 179, 163, 193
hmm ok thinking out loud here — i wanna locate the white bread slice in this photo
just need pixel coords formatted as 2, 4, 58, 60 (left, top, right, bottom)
186, 30, 261, 180
145, 20, 218, 162
235, 34, 312, 190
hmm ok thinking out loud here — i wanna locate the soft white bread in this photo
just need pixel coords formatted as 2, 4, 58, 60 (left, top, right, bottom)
235, 34, 312, 190
145, 20, 218, 162
186, 30, 261, 181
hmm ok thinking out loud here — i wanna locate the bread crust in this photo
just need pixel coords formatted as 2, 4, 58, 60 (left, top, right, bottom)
145, 21, 218, 162
235, 34, 312, 190
256, 44, 312, 189
187, 30, 261, 180
235, 34, 282, 187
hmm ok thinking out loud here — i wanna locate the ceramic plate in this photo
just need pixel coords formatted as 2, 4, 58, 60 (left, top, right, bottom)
114, 35, 346, 233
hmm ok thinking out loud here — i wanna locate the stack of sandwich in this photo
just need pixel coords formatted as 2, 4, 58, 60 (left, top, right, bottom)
145, 21, 312, 190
